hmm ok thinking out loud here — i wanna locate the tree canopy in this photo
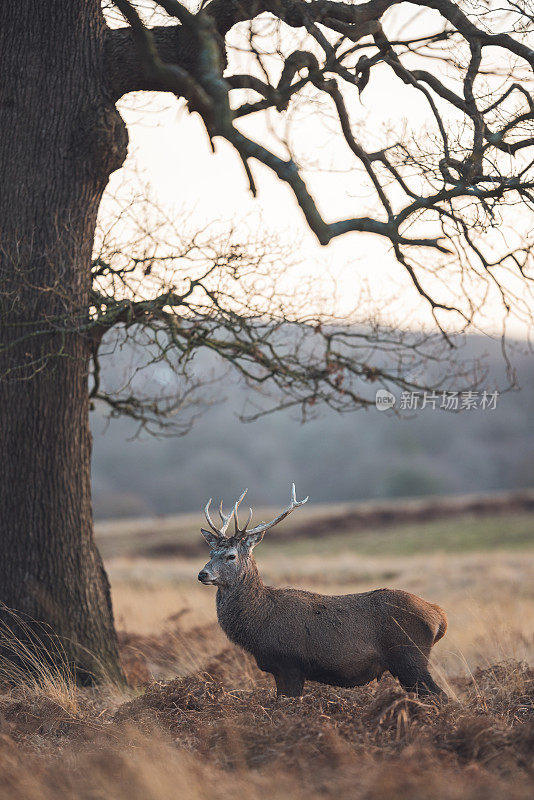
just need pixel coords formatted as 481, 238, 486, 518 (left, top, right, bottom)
104, 0, 533, 332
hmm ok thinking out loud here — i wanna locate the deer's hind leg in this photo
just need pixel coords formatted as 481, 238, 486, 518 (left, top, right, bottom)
273, 669, 305, 698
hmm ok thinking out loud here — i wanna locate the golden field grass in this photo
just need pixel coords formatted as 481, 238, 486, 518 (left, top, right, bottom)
0, 506, 533, 799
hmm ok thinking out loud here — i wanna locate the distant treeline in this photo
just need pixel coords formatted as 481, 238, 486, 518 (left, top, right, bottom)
91, 335, 534, 519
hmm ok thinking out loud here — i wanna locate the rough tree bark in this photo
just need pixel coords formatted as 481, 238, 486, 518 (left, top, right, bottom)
0, 2, 127, 683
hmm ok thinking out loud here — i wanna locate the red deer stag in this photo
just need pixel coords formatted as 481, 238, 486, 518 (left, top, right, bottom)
198, 485, 447, 700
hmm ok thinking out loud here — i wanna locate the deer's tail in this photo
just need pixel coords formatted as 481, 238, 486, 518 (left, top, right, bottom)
431, 604, 448, 643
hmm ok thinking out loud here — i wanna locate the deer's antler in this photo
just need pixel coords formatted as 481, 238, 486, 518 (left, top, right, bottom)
235, 483, 308, 538
204, 488, 248, 538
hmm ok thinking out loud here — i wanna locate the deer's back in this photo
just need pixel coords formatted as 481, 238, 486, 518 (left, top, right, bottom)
263, 585, 443, 649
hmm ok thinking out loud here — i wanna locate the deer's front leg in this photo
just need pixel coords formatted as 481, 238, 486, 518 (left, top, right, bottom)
273, 669, 305, 697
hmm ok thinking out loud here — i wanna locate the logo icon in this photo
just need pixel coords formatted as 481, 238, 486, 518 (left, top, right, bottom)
375, 390, 396, 411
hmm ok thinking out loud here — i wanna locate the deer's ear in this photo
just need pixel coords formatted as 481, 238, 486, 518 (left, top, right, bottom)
243, 531, 265, 550
200, 528, 220, 548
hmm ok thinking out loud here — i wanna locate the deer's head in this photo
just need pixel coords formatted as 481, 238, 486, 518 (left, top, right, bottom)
197, 484, 308, 588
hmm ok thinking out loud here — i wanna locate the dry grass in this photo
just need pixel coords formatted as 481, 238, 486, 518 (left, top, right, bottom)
1, 511, 533, 799
0, 639, 532, 800
0, 604, 81, 716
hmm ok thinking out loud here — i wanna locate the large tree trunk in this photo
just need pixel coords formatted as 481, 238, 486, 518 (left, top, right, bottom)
0, 2, 127, 683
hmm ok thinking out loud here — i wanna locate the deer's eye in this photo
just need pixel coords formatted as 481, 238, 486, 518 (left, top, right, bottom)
226, 554, 236, 561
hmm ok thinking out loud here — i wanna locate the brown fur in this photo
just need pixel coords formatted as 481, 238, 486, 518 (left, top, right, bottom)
200, 538, 448, 701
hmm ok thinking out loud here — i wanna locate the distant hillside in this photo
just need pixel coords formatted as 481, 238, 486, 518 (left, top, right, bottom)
94, 490, 534, 559
91, 334, 534, 518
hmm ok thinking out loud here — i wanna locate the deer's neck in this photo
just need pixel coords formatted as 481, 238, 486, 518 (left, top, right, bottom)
216, 558, 265, 604
216, 560, 270, 650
